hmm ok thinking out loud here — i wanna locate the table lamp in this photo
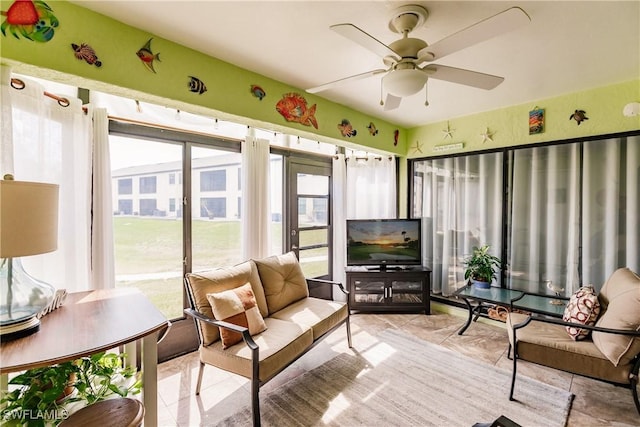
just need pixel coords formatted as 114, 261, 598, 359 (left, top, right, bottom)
0, 174, 59, 341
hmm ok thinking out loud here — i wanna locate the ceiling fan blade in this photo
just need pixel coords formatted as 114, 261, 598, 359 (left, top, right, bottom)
331, 23, 400, 60
424, 64, 504, 90
383, 94, 402, 111
418, 7, 531, 61
306, 69, 387, 94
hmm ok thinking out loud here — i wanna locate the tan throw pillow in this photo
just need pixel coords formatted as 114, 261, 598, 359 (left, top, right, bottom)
562, 285, 600, 340
207, 283, 267, 349
185, 261, 267, 346
254, 252, 309, 314
592, 268, 640, 366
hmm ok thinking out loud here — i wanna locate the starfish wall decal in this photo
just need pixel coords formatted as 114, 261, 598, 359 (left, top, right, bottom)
411, 140, 424, 154
442, 121, 455, 139
480, 127, 495, 143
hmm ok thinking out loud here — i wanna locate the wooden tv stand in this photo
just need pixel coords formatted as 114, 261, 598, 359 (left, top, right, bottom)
346, 266, 431, 314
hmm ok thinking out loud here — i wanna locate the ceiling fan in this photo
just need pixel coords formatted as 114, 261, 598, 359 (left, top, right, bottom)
306, 5, 530, 110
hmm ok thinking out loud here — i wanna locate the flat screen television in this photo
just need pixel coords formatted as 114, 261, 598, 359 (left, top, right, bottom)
346, 219, 422, 270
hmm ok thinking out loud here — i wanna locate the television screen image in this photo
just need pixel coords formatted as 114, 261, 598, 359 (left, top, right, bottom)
346, 219, 421, 268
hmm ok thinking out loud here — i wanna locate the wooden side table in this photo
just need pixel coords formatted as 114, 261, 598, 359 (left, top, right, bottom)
0, 288, 168, 426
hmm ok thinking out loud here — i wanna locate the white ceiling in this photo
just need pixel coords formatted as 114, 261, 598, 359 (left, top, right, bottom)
72, 1, 639, 128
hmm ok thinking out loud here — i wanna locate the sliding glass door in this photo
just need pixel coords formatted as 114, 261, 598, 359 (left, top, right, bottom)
581, 135, 639, 286
412, 153, 503, 296
110, 135, 185, 319
191, 145, 243, 270
506, 144, 581, 292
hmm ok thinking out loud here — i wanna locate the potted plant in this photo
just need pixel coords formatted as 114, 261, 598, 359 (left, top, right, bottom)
0, 352, 141, 426
464, 245, 501, 289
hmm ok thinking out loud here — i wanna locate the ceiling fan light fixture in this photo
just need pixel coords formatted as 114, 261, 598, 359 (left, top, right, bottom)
383, 68, 428, 97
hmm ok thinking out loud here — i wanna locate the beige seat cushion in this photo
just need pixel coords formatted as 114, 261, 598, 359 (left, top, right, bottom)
186, 261, 268, 346
507, 313, 632, 384
270, 297, 348, 340
199, 317, 313, 382
254, 252, 309, 314
592, 267, 640, 366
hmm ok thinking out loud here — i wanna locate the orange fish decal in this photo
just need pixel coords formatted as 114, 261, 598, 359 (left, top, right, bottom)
275, 93, 318, 129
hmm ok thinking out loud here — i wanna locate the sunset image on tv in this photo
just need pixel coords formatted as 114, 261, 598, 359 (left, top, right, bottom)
347, 220, 421, 264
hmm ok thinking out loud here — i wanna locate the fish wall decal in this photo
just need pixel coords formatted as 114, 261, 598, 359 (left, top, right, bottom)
250, 85, 266, 100
367, 122, 378, 136
71, 43, 101, 67
136, 38, 160, 73
1, 0, 59, 42
275, 93, 318, 129
188, 76, 207, 94
338, 119, 357, 137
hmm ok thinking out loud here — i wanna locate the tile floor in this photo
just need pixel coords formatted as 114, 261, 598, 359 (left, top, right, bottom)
156, 312, 639, 426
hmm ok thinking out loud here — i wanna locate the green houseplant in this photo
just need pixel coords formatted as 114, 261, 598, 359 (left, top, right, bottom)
0, 352, 141, 427
464, 245, 502, 289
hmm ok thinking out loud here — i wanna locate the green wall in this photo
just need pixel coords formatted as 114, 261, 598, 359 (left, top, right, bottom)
0, 0, 406, 154
407, 79, 640, 158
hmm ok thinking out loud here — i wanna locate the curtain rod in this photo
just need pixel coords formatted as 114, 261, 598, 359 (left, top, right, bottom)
108, 115, 243, 145
340, 155, 393, 161
10, 78, 88, 114
10, 77, 394, 160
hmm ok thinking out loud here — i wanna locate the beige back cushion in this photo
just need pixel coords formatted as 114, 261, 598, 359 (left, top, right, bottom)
185, 261, 267, 346
592, 267, 640, 366
254, 252, 309, 314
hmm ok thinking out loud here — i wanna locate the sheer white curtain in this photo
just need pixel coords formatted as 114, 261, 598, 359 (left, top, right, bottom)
416, 153, 503, 295
346, 154, 396, 219
508, 144, 581, 294
582, 135, 639, 288
241, 132, 270, 259
91, 108, 115, 289
1, 66, 93, 292
332, 154, 347, 298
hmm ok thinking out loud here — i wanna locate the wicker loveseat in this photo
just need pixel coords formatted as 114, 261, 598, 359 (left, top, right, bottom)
184, 252, 352, 426
507, 267, 640, 414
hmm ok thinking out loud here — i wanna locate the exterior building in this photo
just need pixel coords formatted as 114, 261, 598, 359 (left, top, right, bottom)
112, 154, 283, 221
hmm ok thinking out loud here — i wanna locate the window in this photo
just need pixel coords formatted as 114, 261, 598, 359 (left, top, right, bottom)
200, 170, 225, 191
139, 199, 157, 216
200, 197, 226, 218
169, 173, 176, 185
139, 176, 157, 194
169, 198, 176, 212
118, 178, 132, 195
118, 199, 132, 215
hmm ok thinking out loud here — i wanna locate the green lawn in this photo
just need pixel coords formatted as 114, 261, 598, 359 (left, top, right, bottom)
113, 217, 327, 319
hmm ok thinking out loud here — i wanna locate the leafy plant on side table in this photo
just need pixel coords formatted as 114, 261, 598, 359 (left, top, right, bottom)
1, 352, 141, 426
464, 245, 502, 289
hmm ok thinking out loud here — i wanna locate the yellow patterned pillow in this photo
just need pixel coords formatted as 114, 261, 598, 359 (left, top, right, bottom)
207, 283, 267, 349
562, 285, 600, 340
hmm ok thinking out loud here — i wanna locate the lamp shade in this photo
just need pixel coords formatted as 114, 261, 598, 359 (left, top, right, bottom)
0, 180, 59, 258
383, 68, 429, 97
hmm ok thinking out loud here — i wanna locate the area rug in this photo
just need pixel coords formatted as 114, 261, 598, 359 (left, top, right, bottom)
216, 329, 573, 426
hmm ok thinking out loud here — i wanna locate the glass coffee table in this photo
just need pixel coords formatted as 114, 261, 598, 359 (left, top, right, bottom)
454, 285, 567, 335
